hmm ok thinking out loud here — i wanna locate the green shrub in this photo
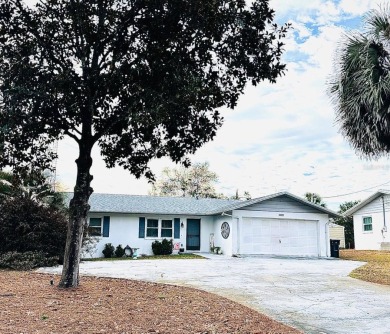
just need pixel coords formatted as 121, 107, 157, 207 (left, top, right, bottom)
152, 239, 173, 255
102, 243, 115, 258
0, 251, 59, 270
115, 244, 125, 258
0, 196, 68, 263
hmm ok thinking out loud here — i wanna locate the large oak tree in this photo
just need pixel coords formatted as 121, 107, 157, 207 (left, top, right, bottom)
0, 0, 289, 287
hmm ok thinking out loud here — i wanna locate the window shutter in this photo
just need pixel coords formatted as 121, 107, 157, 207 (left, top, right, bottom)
174, 218, 180, 239
139, 217, 145, 238
102, 216, 110, 237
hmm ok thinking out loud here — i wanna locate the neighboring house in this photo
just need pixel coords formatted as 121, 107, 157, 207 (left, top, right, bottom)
74, 191, 340, 258
329, 223, 345, 248
344, 190, 390, 251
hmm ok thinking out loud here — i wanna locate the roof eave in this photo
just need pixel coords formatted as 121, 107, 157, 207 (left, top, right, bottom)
210, 191, 341, 218
343, 190, 390, 216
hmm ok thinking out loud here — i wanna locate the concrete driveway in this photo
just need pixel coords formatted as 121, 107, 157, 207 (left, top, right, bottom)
39, 255, 390, 334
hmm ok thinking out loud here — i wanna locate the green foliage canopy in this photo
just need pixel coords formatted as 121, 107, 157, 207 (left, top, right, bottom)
0, 0, 289, 179
333, 200, 360, 249
0, 196, 68, 259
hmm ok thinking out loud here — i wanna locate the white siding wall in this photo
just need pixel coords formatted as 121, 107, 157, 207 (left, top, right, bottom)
353, 211, 387, 250
353, 196, 389, 250
85, 213, 140, 258
196, 216, 215, 253
83, 213, 214, 258
329, 225, 345, 248
212, 216, 234, 256
232, 210, 330, 257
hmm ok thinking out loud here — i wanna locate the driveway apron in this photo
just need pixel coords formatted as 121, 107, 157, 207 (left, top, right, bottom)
39, 256, 390, 334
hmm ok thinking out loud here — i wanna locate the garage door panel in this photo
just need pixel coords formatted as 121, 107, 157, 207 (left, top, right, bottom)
241, 218, 319, 256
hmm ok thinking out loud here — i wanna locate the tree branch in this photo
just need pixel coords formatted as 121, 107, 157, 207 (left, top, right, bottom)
65, 130, 81, 143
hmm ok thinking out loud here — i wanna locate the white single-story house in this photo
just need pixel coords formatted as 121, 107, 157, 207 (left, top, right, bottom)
344, 190, 390, 251
329, 223, 345, 248
77, 191, 340, 258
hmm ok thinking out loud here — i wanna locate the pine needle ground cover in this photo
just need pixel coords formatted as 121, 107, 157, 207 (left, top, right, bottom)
0, 271, 300, 334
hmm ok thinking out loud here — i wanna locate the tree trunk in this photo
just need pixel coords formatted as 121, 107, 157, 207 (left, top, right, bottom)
59, 143, 93, 288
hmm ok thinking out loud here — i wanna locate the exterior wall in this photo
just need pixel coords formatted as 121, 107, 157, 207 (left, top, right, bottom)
84, 195, 333, 258
329, 225, 345, 248
185, 215, 215, 253
231, 210, 330, 257
212, 215, 233, 256
242, 195, 320, 213
353, 196, 389, 250
84, 213, 214, 258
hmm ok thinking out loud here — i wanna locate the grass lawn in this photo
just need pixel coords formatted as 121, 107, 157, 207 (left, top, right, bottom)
82, 253, 205, 261
340, 249, 390, 285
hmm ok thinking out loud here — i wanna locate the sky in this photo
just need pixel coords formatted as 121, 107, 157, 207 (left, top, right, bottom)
29, 0, 390, 211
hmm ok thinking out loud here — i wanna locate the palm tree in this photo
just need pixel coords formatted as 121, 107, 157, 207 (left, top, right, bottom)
329, 6, 390, 157
0, 170, 65, 208
304, 192, 327, 207
0, 170, 13, 197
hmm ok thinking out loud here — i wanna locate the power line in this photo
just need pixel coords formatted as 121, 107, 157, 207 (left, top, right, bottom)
322, 180, 390, 199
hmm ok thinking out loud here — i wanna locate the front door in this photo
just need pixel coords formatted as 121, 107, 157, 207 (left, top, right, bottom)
186, 219, 201, 251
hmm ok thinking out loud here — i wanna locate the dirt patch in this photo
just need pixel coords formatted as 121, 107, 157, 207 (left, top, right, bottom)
0, 271, 300, 334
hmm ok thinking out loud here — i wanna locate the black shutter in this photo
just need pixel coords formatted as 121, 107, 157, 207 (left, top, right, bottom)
102, 216, 110, 237
174, 218, 180, 239
139, 217, 146, 238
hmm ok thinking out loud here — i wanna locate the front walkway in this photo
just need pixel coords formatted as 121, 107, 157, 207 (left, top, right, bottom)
39, 256, 390, 334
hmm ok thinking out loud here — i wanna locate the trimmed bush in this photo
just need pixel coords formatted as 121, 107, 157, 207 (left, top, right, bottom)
115, 244, 125, 258
102, 243, 115, 258
152, 239, 173, 255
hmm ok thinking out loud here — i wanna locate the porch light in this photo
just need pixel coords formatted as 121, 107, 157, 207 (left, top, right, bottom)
181, 222, 184, 228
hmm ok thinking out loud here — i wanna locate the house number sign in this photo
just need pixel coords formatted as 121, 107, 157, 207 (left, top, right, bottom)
221, 222, 230, 239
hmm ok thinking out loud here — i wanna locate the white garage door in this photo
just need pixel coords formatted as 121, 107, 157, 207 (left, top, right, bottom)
240, 218, 319, 256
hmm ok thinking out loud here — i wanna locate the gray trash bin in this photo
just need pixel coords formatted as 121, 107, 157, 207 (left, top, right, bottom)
330, 239, 340, 258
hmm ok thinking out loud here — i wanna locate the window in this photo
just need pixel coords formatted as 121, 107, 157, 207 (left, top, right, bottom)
363, 217, 373, 232
146, 218, 173, 238
146, 219, 159, 237
161, 220, 173, 238
89, 218, 102, 236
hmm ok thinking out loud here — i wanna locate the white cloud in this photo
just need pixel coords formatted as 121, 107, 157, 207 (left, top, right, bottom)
339, 0, 382, 16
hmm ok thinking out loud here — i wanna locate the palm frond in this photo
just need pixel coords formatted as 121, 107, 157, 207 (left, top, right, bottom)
365, 7, 390, 38
328, 9, 390, 159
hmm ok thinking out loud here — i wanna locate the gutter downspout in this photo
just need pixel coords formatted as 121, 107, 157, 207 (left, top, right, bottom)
325, 220, 330, 257
382, 196, 387, 234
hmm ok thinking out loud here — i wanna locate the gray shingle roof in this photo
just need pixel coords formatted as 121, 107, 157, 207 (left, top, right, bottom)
213, 191, 340, 218
65, 193, 241, 215
64, 191, 340, 217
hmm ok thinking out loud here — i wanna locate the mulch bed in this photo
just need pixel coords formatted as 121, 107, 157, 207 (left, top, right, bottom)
0, 270, 300, 334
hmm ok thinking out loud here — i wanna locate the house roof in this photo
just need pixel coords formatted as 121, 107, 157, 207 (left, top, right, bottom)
343, 190, 390, 216
210, 191, 341, 218
65, 193, 242, 215
65, 191, 340, 217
